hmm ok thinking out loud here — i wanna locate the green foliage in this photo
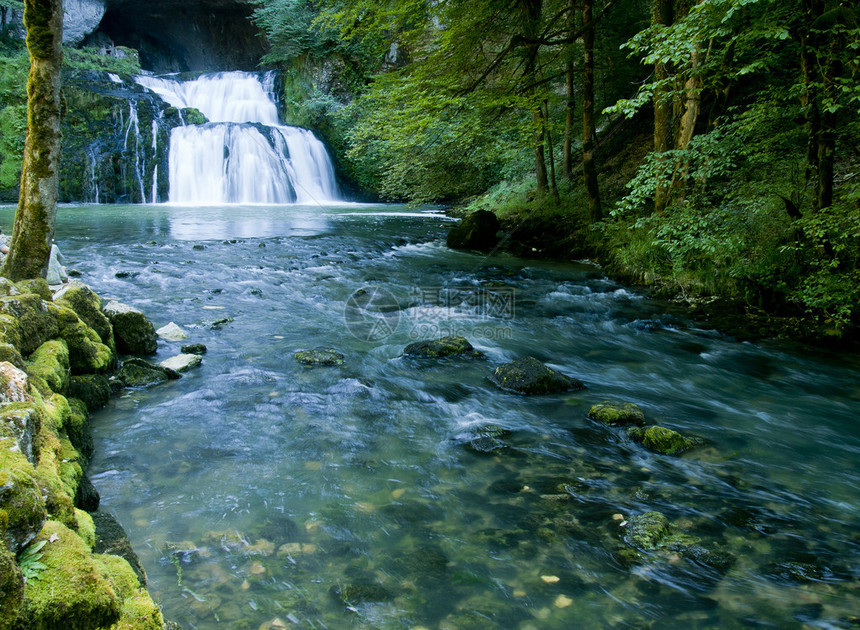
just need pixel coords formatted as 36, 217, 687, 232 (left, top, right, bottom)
18, 539, 47, 581
62, 46, 141, 76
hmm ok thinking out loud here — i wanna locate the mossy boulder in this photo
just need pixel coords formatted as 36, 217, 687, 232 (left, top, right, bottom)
181, 343, 207, 355
0, 543, 24, 629
64, 397, 92, 463
627, 425, 703, 455
91, 512, 147, 586
0, 294, 60, 355
0, 278, 20, 297
1, 402, 42, 465
447, 210, 501, 251
16, 521, 122, 630
295, 348, 344, 366
57, 318, 114, 375
103, 302, 157, 356
329, 581, 392, 606
0, 361, 30, 404
27, 339, 70, 394
0, 444, 46, 553
15, 278, 52, 301
403, 335, 484, 359
0, 343, 26, 371
117, 358, 170, 388
588, 401, 646, 427
488, 356, 584, 395
53, 282, 114, 348
0, 314, 22, 349
74, 473, 100, 512
112, 588, 165, 630
68, 375, 111, 412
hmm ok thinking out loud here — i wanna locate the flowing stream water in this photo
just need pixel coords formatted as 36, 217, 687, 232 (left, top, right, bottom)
4, 203, 859, 629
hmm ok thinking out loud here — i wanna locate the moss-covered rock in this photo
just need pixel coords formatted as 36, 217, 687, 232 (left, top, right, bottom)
111, 588, 165, 630
488, 356, 584, 395
403, 335, 484, 359
14, 279, 52, 302
91, 512, 147, 587
63, 397, 92, 463
68, 375, 111, 412
0, 362, 30, 404
1, 401, 41, 465
0, 542, 24, 629
16, 521, 122, 630
446, 210, 501, 251
103, 302, 157, 356
329, 581, 392, 606
0, 343, 26, 371
295, 348, 344, 366
0, 443, 46, 553
97, 553, 141, 601
627, 425, 703, 455
623, 511, 670, 551
32, 430, 77, 530
0, 278, 20, 298
27, 339, 70, 394
453, 424, 512, 454
0, 315, 22, 352
180, 343, 207, 355
53, 281, 114, 349
74, 473, 100, 512
0, 294, 60, 356
117, 358, 170, 388
61, 320, 114, 375
588, 401, 646, 427
74, 509, 96, 550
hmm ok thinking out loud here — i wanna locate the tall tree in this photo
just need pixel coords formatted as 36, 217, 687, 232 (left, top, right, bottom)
1, 0, 62, 281
582, 0, 602, 221
650, 0, 673, 215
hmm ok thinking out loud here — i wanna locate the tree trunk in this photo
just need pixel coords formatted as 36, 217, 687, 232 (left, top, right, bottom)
2, 0, 63, 281
534, 108, 549, 196
582, 0, 602, 222
651, 0, 673, 215
520, 0, 548, 197
800, 0, 823, 186
544, 100, 559, 201
563, 0, 577, 179
816, 30, 843, 213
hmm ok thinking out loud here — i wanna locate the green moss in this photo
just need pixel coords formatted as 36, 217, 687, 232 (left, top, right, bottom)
0, 294, 59, 356
623, 511, 670, 551
294, 348, 345, 366
488, 356, 584, 395
403, 335, 484, 358
110, 588, 165, 630
17, 521, 122, 630
53, 282, 113, 349
58, 320, 114, 374
14, 278, 51, 300
0, 313, 21, 349
73, 508, 95, 550
26, 339, 69, 394
183, 107, 207, 125
0, 342, 26, 369
0, 442, 46, 553
627, 425, 702, 455
588, 401, 646, 426
67, 375, 111, 412
32, 429, 75, 528
0, 542, 25, 629
96, 553, 140, 600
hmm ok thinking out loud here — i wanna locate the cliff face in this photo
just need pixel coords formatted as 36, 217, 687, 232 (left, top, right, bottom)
69, 0, 265, 72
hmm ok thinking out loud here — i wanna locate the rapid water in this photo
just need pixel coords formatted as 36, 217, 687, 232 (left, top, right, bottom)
17, 204, 860, 628
135, 73, 338, 205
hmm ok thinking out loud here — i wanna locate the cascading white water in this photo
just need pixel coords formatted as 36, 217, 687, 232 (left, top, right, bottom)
135, 72, 339, 205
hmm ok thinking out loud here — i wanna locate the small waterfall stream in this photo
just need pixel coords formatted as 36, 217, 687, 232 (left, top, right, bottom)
136, 72, 339, 205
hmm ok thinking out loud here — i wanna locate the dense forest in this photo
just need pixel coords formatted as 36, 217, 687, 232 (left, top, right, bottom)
0, 0, 858, 338
252, 0, 860, 340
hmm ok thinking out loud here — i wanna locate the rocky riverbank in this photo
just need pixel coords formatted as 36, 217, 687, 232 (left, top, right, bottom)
0, 275, 195, 630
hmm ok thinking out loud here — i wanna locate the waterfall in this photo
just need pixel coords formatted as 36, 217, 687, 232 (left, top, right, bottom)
135, 72, 339, 205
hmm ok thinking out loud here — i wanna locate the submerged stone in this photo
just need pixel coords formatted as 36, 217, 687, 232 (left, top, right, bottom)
103, 301, 158, 355
403, 335, 484, 359
623, 511, 670, 551
447, 210, 501, 251
628, 425, 703, 455
489, 356, 584, 395
181, 343, 207, 355
295, 348, 344, 366
452, 424, 512, 454
329, 581, 392, 605
588, 401, 646, 426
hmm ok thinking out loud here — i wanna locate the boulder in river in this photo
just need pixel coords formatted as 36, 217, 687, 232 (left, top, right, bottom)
103, 301, 158, 355
181, 343, 207, 355
68, 374, 111, 412
403, 335, 484, 359
155, 322, 189, 341
627, 425, 703, 455
446, 210, 502, 251
160, 353, 202, 373
489, 356, 584, 395
295, 348, 344, 366
588, 401, 645, 426
117, 358, 175, 388
452, 424, 512, 454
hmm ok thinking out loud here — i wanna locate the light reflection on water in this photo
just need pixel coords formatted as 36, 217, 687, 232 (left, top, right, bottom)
3, 204, 858, 629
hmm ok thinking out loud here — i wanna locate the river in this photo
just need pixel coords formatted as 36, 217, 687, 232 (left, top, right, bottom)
5, 203, 859, 629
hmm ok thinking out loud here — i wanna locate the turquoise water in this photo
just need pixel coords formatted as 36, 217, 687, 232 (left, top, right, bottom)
7, 204, 859, 629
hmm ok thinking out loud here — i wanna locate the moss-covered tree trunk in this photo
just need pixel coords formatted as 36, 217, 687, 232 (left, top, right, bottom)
1, 0, 63, 281
651, 0, 673, 215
